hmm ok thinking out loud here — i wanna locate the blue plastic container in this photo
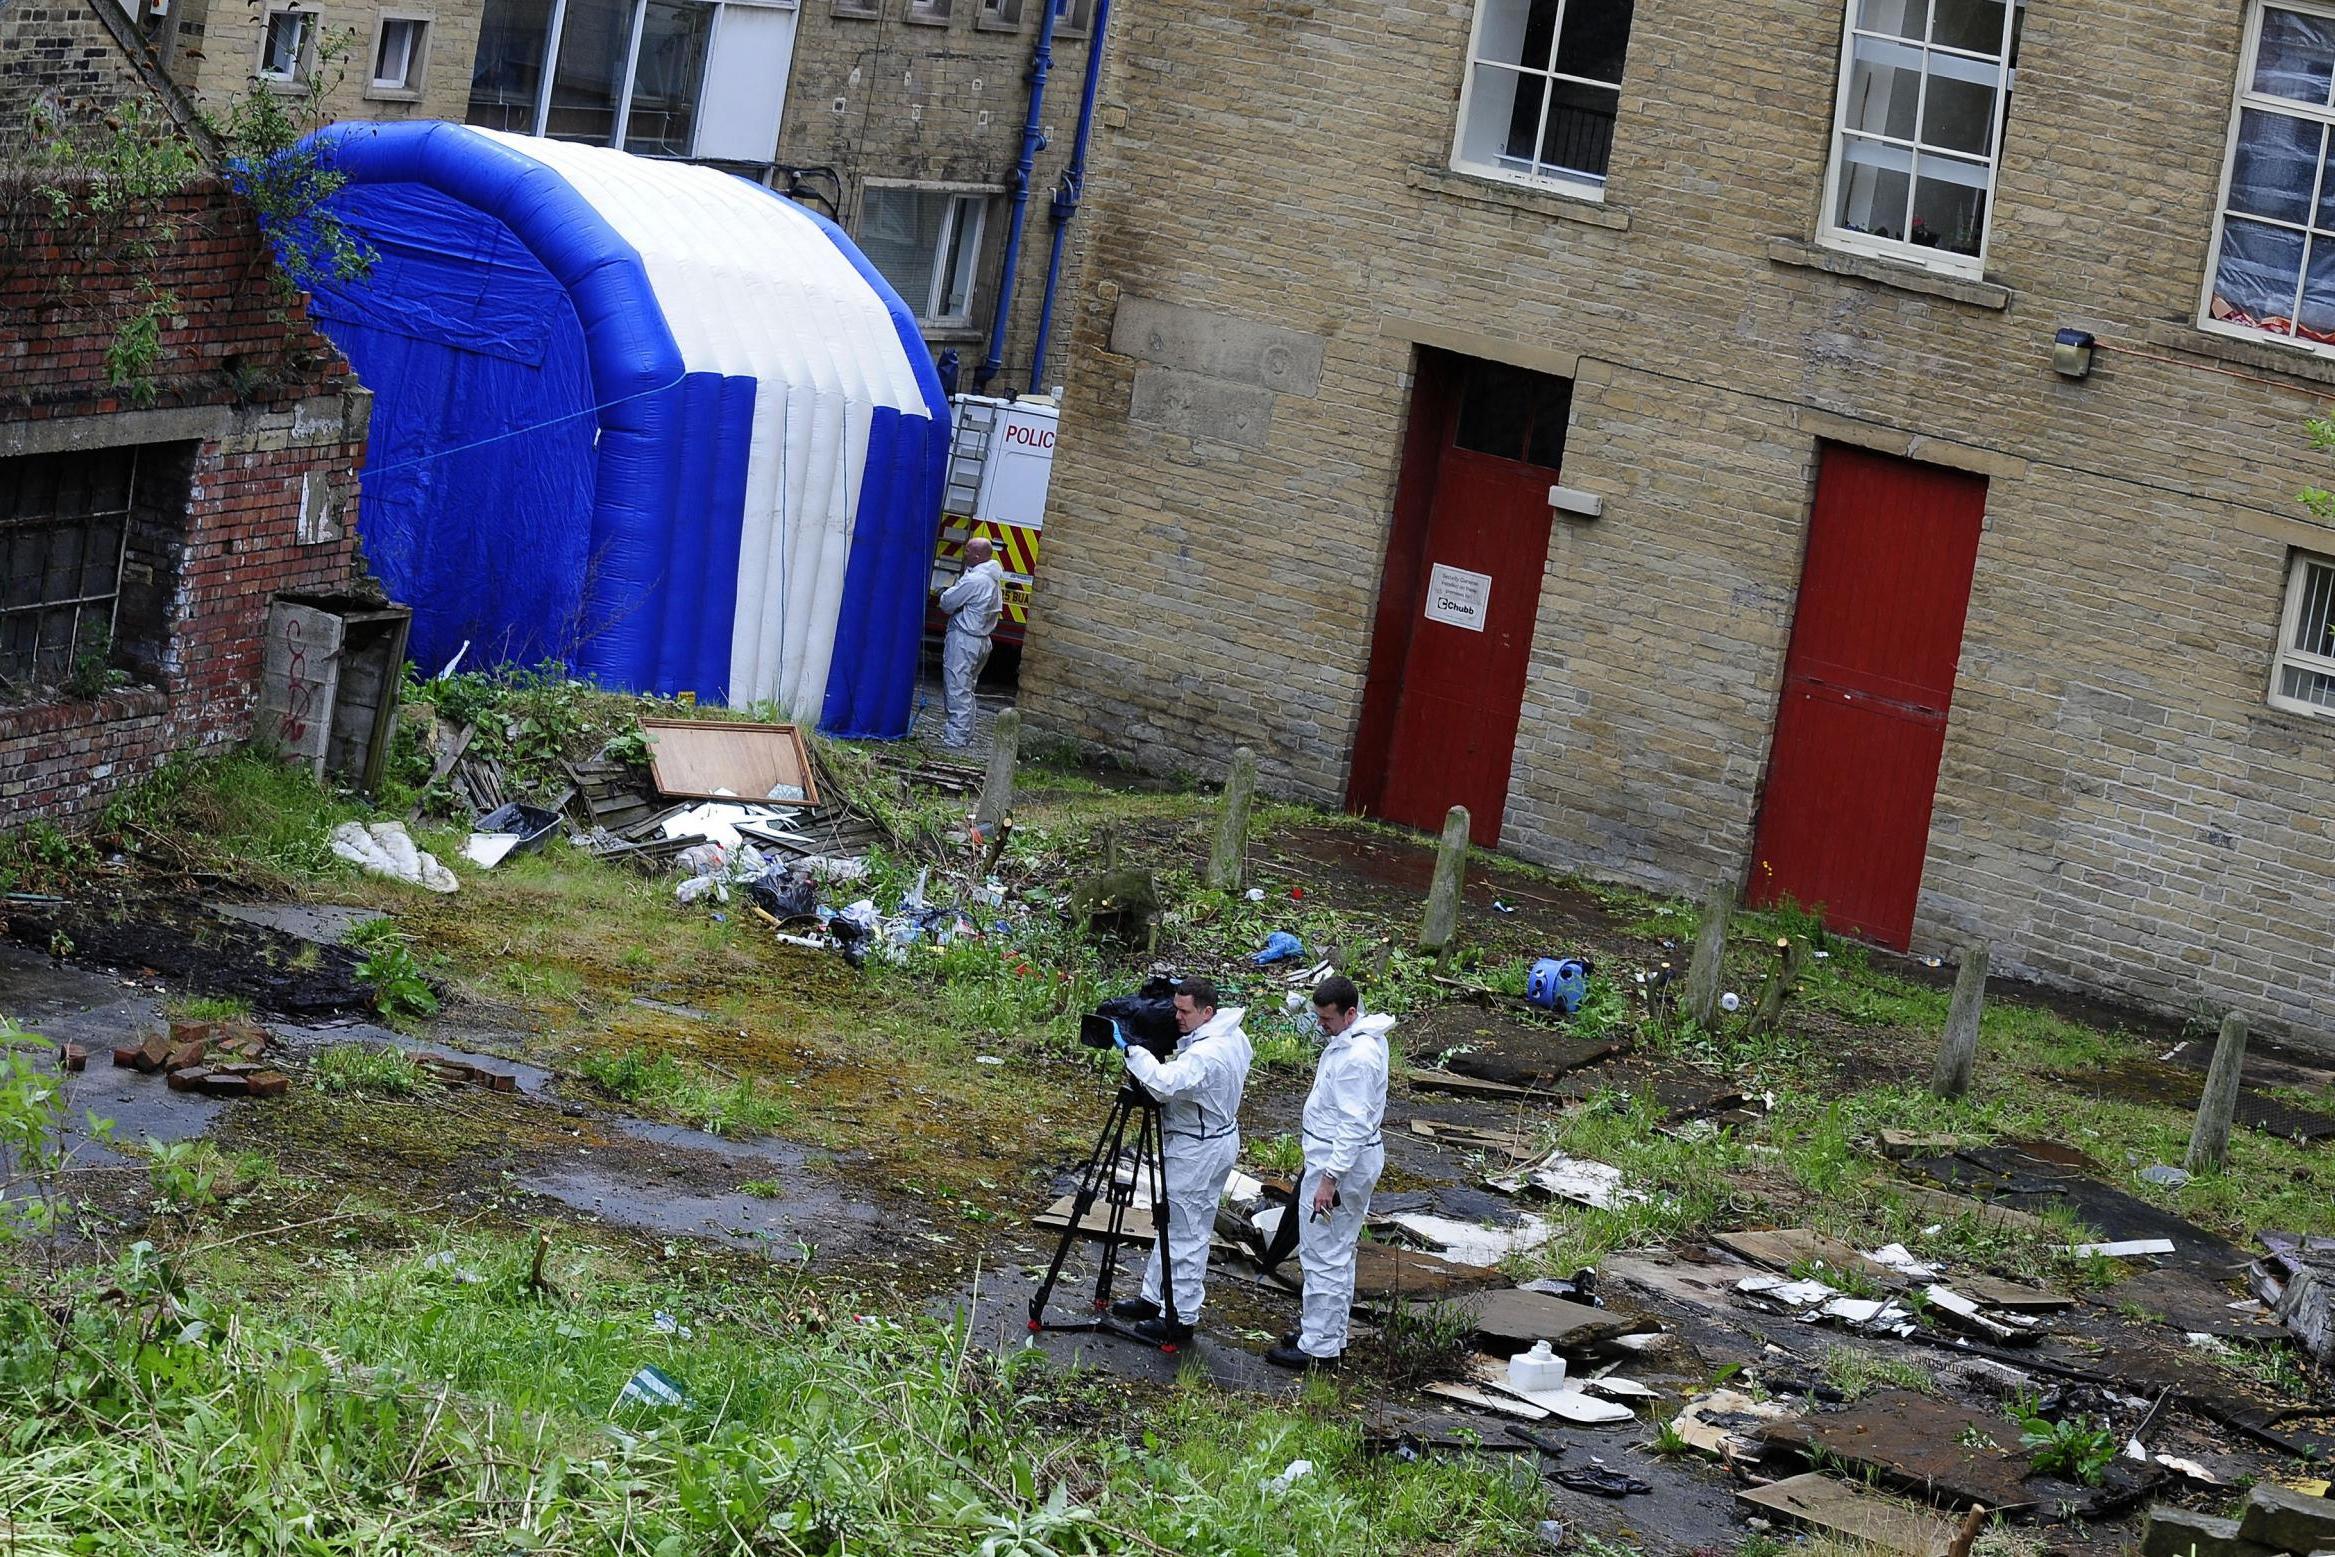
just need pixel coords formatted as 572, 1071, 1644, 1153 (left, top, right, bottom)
1526, 957, 1593, 1015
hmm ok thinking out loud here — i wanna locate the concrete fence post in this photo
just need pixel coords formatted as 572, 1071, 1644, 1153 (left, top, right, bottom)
1420, 805, 1471, 956
2186, 1012, 2250, 1175
976, 707, 1019, 830
1205, 746, 1257, 891
1683, 890, 1732, 1029
1930, 941, 1990, 1100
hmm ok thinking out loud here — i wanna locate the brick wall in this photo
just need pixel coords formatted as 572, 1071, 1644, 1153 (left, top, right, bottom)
3, 85, 365, 827
1022, 0, 2335, 1047
0, 0, 182, 159
780, 0, 1106, 389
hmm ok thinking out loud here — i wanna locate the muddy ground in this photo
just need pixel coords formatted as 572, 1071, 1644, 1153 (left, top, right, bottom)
6, 793, 2333, 1557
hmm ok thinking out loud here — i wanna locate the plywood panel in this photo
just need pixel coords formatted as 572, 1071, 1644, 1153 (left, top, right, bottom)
641, 719, 818, 806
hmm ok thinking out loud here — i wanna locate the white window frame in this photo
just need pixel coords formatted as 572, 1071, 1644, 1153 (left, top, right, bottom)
2199, 0, 2335, 359
905, 0, 950, 22
367, 10, 432, 97
257, 5, 317, 83
2270, 548, 2335, 717
1448, 0, 1633, 202
1053, 0, 1093, 36
488, 0, 796, 155
831, 0, 878, 14
976, 0, 1021, 32
859, 182, 992, 328
1816, 0, 2023, 280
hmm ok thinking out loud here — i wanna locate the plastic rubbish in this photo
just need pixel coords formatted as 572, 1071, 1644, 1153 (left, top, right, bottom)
615, 1365, 689, 1409
1261, 1459, 1314, 1493
1525, 958, 1592, 1015
330, 821, 459, 894
1555, 1464, 1651, 1498
1252, 931, 1304, 966
2140, 1164, 2192, 1187
1245, 887, 1266, 902
1720, 991, 1742, 1013
1509, 1340, 1568, 1394
747, 865, 818, 921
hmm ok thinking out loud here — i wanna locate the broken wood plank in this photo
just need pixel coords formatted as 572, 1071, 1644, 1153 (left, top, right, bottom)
1670, 1388, 1796, 1459
1889, 1182, 2053, 1236
1738, 1472, 1960, 1557
1423, 1381, 1548, 1421
1951, 1274, 2073, 1311
1716, 1228, 1909, 1289
1454, 1288, 1638, 1351
1405, 1068, 1567, 1103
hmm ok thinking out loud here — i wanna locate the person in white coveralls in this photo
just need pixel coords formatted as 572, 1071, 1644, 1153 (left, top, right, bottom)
936, 536, 1004, 748
1265, 974, 1390, 1371
1107, 978, 1253, 1349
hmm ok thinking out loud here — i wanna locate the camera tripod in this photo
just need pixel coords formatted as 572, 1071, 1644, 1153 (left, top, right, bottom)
1026, 1076, 1187, 1351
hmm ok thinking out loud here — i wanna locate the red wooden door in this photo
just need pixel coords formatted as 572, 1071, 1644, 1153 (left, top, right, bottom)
1354, 355, 1568, 848
1749, 444, 1988, 949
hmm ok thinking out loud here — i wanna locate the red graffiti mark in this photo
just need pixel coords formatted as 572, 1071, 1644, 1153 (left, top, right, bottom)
281, 616, 317, 748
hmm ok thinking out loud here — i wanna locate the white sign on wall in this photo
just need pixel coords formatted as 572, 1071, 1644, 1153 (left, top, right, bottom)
1424, 563, 1492, 632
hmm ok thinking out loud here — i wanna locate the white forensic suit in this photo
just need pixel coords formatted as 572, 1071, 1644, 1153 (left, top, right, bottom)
1124, 1007, 1254, 1325
1296, 1012, 1393, 1359
936, 556, 1005, 747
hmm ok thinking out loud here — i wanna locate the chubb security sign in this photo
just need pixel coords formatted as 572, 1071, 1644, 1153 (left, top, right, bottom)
1425, 563, 1491, 632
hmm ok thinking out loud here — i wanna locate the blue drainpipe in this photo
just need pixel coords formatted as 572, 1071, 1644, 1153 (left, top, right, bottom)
1030, 0, 1112, 391
975, 0, 1063, 391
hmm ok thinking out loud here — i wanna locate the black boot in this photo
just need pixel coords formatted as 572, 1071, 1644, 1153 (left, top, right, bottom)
1132, 1316, 1196, 1350
1108, 1297, 1160, 1322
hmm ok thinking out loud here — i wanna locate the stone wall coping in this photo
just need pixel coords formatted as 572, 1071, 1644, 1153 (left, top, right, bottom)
1766, 236, 2013, 311
1405, 164, 1634, 231
0, 685, 168, 739
2140, 318, 2335, 390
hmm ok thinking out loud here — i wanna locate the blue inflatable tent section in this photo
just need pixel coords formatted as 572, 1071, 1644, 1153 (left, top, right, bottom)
296, 122, 949, 737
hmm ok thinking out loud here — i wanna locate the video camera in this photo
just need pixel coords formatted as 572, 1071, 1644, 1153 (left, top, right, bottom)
1079, 975, 1183, 1061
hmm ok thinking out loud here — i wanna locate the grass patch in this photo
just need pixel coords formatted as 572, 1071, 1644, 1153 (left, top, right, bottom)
103, 748, 364, 890
1819, 1345, 1936, 1401
311, 1042, 428, 1097
161, 994, 253, 1023
578, 1047, 794, 1137
0, 1240, 1540, 1556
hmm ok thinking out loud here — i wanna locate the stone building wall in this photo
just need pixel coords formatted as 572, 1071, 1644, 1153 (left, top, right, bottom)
1021, 0, 2335, 1044
780, 0, 1105, 389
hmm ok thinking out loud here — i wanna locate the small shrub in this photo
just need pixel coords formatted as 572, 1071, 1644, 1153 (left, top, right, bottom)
1371, 1297, 1475, 1388
2015, 1411, 2117, 1486
740, 1179, 782, 1199
1249, 1133, 1303, 1177
355, 942, 440, 1021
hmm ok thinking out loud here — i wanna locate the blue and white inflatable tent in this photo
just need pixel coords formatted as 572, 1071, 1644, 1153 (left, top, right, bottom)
295, 122, 949, 738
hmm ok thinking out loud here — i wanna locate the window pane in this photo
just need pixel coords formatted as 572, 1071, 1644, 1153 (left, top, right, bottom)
2254, 6, 2335, 106
1854, 0, 1925, 41
1920, 58, 2002, 155
1836, 134, 1915, 240
470, 0, 555, 130
546, 0, 635, 144
2280, 662, 2335, 708
1541, 79, 1618, 178
1525, 377, 1575, 469
1455, 368, 1534, 460
2302, 236, 2335, 343
2297, 560, 2335, 654
860, 189, 945, 318
1841, 34, 1925, 141
624, 0, 709, 156
264, 12, 306, 74
1552, 0, 1631, 86
1471, 0, 1560, 70
2229, 107, 2322, 225
1911, 151, 1989, 253
80, 519, 123, 597
2210, 216, 2308, 332
1929, 0, 2007, 54
1458, 63, 1547, 171
936, 199, 983, 320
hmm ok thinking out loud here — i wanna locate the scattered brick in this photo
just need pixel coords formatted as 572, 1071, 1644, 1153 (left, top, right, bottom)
134, 1035, 171, 1074
58, 1043, 88, 1072
246, 1071, 290, 1098
112, 1046, 143, 1069
165, 1040, 208, 1072
197, 1073, 250, 1096
168, 1019, 217, 1049
167, 1066, 211, 1092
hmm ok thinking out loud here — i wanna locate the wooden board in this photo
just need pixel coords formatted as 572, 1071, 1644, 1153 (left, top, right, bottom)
1951, 1274, 2074, 1311
1352, 1241, 1506, 1302
1888, 1182, 2051, 1236
254, 600, 344, 777
1405, 1069, 1566, 1103
641, 719, 819, 806
1455, 1288, 1636, 1351
1033, 1195, 1158, 1244
1717, 1228, 1909, 1289
1738, 1473, 1959, 1557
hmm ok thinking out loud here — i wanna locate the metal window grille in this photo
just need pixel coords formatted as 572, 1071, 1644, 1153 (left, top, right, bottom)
0, 448, 137, 690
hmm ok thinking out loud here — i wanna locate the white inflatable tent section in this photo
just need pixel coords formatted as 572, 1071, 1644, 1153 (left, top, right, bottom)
480, 131, 931, 715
